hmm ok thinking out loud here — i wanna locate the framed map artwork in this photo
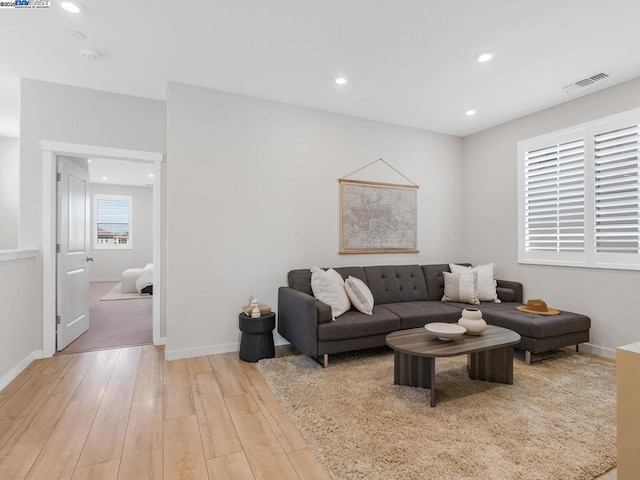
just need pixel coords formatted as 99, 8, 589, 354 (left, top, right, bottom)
339, 179, 419, 254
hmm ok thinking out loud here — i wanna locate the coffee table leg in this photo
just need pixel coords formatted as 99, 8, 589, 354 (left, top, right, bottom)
468, 346, 514, 384
429, 357, 436, 407
392, 352, 437, 407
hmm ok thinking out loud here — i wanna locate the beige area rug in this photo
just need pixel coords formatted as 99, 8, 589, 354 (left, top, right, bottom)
100, 282, 150, 301
258, 349, 616, 480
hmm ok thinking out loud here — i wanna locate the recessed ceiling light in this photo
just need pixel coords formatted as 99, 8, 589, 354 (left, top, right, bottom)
101, 176, 108, 180
476, 51, 494, 63
335, 77, 348, 85
465, 109, 476, 116
148, 174, 154, 178
60, 1, 81, 13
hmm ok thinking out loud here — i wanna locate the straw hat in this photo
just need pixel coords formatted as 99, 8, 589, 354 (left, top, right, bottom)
516, 299, 559, 316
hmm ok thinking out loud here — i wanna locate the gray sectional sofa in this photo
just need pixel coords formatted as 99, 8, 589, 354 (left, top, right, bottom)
277, 264, 591, 366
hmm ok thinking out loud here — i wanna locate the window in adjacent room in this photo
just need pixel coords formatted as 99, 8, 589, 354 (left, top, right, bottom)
518, 108, 640, 270
94, 194, 133, 249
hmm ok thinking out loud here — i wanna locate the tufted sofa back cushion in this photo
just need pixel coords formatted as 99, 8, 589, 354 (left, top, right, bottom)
288, 269, 314, 295
420, 264, 450, 300
334, 266, 368, 284
420, 263, 471, 300
287, 264, 471, 303
363, 265, 428, 305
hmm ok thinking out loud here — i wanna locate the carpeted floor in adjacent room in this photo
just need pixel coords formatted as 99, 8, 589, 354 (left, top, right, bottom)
62, 281, 152, 354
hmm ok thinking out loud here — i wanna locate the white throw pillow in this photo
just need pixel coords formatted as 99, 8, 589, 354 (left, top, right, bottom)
310, 267, 351, 319
344, 276, 374, 315
449, 263, 500, 303
441, 271, 480, 305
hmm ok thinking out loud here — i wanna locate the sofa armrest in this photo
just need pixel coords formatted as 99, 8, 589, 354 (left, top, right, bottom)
278, 287, 331, 357
496, 279, 523, 303
316, 301, 333, 324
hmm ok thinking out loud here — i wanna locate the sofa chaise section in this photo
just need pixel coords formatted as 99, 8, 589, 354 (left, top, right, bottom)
464, 302, 590, 362
421, 265, 590, 363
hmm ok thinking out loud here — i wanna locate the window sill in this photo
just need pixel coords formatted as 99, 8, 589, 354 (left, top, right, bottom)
518, 258, 640, 272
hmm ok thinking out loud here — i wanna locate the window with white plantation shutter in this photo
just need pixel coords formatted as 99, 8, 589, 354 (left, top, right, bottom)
94, 194, 133, 249
518, 108, 640, 270
523, 139, 585, 254
593, 124, 640, 258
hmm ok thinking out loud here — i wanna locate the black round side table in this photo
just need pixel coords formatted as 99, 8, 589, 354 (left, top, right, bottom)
238, 312, 276, 362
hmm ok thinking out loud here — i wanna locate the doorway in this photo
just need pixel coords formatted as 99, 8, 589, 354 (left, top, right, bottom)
41, 142, 163, 358
60, 156, 156, 353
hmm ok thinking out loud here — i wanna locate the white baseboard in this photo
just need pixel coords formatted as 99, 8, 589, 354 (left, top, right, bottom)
131, 337, 613, 362
165, 342, 240, 361
165, 337, 292, 361
581, 343, 616, 359
0, 350, 44, 391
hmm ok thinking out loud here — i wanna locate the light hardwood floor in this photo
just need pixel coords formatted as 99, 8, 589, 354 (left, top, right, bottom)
0, 345, 329, 480
0, 345, 617, 479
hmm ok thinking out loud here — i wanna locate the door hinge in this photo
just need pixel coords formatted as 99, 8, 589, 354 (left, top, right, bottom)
56, 315, 61, 325
56, 244, 61, 253
56, 172, 62, 182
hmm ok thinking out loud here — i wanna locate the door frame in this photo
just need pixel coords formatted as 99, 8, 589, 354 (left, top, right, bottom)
42, 141, 164, 357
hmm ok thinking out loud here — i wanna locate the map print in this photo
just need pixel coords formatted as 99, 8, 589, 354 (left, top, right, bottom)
341, 182, 418, 252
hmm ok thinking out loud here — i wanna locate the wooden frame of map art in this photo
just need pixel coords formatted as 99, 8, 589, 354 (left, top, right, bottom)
339, 179, 419, 254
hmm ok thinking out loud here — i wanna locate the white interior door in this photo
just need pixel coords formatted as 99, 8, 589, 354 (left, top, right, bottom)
57, 156, 91, 351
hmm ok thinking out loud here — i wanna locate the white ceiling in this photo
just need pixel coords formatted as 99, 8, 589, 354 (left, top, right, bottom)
89, 158, 154, 187
1, 1, 640, 139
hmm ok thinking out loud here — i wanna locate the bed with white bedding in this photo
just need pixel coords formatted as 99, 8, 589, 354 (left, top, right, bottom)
135, 263, 153, 294
121, 263, 153, 295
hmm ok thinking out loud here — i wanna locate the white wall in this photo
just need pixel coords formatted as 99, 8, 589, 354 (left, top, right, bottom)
0, 136, 19, 249
89, 183, 153, 281
18, 79, 166, 352
166, 83, 464, 359
20, 79, 166, 249
462, 77, 640, 357
11, 74, 633, 373
0, 251, 40, 390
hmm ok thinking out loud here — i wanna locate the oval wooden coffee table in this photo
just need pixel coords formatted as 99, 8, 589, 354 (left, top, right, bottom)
386, 325, 521, 407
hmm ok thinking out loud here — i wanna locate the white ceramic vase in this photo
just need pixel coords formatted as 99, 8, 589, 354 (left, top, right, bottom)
458, 308, 487, 335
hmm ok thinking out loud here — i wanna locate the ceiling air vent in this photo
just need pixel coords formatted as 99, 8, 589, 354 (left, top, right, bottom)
562, 72, 610, 93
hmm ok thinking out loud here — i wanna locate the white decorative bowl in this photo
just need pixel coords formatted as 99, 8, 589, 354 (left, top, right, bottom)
425, 322, 466, 341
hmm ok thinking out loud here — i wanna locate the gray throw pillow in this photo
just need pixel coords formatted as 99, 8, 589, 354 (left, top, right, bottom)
441, 271, 480, 304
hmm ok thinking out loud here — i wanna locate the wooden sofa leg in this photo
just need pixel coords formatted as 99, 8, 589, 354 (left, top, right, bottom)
576, 344, 580, 353
525, 351, 532, 364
